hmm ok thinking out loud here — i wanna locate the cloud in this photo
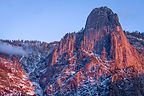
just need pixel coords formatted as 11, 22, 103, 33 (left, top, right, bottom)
0, 41, 26, 56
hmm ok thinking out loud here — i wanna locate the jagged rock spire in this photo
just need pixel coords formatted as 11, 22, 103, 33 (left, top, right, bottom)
85, 6, 120, 30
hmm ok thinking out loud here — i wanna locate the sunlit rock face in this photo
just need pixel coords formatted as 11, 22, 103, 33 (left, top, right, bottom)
39, 7, 144, 96
0, 56, 35, 96
0, 7, 144, 96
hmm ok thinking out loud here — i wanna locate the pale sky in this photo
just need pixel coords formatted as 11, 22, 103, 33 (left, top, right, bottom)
0, 0, 144, 43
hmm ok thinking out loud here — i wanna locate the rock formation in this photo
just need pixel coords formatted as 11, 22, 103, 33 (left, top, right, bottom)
40, 7, 144, 96
0, 7, 144, 96
0, 55, 35, 95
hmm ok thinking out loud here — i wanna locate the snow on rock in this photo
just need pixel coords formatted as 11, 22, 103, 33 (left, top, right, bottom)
0, 56, 35, 95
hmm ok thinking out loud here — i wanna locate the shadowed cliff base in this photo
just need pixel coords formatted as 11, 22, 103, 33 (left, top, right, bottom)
110, 74, 144, 96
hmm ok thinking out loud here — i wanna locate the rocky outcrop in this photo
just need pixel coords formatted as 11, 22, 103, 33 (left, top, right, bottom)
0, 56, 35, 96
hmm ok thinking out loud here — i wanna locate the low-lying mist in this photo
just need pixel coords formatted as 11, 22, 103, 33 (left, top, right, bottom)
0, 41, 26, 56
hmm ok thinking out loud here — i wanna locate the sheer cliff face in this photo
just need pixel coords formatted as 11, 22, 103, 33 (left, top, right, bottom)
83, 6, 142, 67
40, 7, 144, 95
